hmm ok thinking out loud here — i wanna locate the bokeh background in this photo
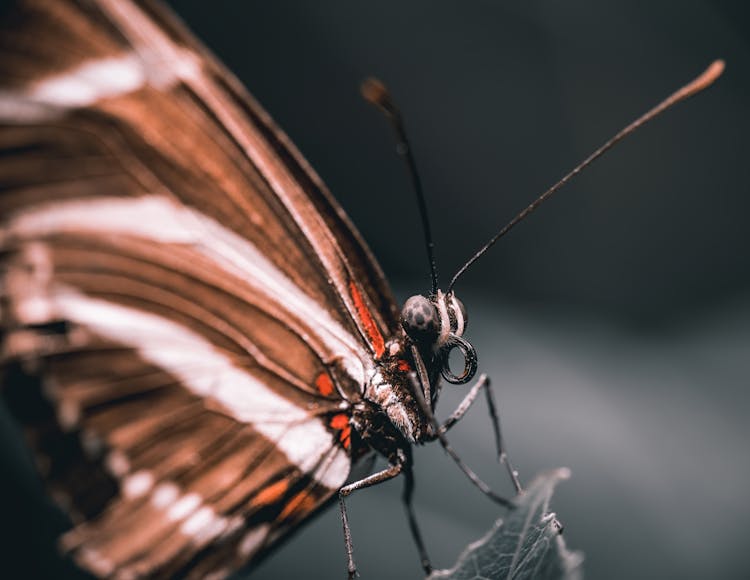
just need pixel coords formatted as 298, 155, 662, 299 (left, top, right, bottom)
2, 1, 749, 579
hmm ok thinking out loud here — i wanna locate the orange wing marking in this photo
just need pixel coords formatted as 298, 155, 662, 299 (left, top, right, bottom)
279, 491, 318, 520
315, 372, 334, 397
329, 413, 352, 450
250, 479, 289, 507
349, 281, 385, 358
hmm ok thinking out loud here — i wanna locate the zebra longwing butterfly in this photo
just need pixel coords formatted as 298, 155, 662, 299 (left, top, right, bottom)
0, 1, 723, 578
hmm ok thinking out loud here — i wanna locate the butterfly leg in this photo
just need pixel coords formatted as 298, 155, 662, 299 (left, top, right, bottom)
410, 345, 514, 507
402, 464, 432, 574
338, 457, 404, 579
438, 374, 522, 493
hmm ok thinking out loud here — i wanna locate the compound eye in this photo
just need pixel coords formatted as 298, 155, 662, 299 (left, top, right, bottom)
401, 295, 439, 342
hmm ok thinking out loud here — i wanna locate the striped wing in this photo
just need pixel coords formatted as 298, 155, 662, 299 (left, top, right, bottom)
0, 0, 398, 577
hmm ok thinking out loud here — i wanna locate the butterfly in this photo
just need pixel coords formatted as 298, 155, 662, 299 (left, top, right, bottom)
0, 1, 723, 578
0, 0, 512, 577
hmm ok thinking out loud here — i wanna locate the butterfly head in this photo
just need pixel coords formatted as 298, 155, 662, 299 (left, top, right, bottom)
400, 290, 477, 385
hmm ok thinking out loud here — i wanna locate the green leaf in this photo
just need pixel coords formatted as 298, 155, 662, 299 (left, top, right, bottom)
428, 468, 583, 580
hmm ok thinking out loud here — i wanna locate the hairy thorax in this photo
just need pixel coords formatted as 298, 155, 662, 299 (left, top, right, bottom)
359, 355, 430, 449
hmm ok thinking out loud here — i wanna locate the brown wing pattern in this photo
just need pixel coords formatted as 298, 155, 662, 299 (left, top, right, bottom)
0, 0, 396, 577
0, 0, 399, 345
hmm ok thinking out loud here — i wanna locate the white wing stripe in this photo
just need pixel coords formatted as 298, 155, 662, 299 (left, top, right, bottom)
0, 54, 154, 122
50, 288, 351, 490
31, 55, 146, 108
0, 38, 198, 123
1, 194, 368, 386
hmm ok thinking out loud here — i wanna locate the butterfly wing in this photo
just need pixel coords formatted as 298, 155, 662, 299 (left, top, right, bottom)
0, 0, 398, 576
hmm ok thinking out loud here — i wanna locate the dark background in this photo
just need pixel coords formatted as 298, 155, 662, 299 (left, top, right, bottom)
168, 0, 749, 328
2, 1, 749, 579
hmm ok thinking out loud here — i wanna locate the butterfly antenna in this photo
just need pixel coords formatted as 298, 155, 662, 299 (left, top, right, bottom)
448, 59, 725, 294
362, 78, 439, 296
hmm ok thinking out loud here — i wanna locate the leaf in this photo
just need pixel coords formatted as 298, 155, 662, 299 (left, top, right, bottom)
427, 468, 583, 580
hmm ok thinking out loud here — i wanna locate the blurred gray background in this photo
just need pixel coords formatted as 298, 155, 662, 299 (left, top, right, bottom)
2, 1, 749, 579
